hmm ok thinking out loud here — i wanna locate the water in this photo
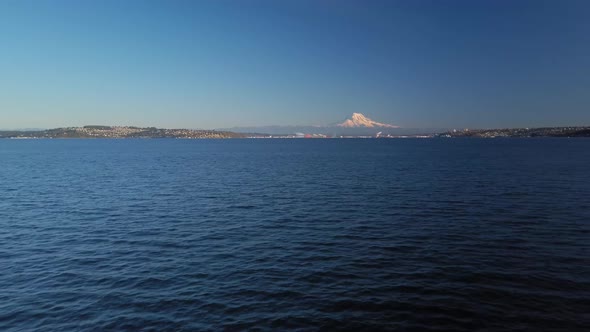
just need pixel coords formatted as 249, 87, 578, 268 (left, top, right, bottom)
1, 138, 589, 331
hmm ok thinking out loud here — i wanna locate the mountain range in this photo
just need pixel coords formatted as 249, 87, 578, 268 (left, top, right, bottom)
219, 113, 441, 135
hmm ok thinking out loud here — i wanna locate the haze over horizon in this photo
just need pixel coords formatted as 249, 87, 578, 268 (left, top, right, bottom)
2, 0, 590, 129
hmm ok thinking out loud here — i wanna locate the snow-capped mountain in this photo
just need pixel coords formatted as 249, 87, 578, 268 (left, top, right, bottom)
337, 113, 398, 128
216, 112, 439, 135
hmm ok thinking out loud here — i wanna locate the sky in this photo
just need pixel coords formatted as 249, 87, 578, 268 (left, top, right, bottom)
1, 0, 589, 129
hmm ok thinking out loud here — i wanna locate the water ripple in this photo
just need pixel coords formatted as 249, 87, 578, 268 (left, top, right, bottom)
1, 139, 589, 331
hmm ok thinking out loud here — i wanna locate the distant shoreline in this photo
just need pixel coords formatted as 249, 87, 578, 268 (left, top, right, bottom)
1, 125, 589, 139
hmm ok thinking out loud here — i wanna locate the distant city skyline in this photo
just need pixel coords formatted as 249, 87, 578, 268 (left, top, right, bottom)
2, 0, 590, 129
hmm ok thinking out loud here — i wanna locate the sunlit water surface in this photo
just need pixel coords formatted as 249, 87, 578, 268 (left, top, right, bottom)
1, 139, 589, 331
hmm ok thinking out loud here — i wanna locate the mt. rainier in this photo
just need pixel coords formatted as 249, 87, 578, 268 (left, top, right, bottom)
217, 112, 431, 135
337, 113, 398, 128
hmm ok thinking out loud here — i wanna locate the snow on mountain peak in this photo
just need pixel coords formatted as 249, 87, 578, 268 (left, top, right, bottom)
337, 113, 398, 128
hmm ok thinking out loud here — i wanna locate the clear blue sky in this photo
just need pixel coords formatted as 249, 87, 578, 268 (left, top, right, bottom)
2, 0, 589, 129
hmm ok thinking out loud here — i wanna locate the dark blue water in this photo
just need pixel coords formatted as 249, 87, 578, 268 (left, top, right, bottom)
1, 139, 589, 331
